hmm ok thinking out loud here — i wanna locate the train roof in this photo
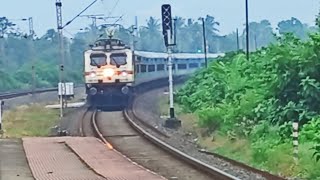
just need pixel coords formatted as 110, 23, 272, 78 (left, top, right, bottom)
89, 38, 130, 51
134, 51, 225, 59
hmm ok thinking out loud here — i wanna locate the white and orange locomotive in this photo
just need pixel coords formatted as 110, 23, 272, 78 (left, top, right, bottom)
83, 38, 135, 108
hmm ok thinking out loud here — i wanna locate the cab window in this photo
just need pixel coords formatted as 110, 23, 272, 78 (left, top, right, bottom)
90, 54, 107, 67
110, 53, 127, 66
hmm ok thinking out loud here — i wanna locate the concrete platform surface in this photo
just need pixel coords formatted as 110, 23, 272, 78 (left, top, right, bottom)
45, 102, 85, 109
0, 139, 34, 180
23, 137, 165, 180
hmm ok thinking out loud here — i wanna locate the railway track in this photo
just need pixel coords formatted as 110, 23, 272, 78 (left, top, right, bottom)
79, 108, 114, 149
0, 88, 57, 99
0, 85, 83, 100
131, 87, 287, 180
77, 76, 287, 180
77, 83, 286, 180
80, 107, 238, 180
79, 106, 286, 180
1, 77, 286, 179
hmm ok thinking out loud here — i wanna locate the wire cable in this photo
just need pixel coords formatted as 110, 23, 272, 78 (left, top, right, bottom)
106, 0, 120, 19
93, 15, 123, 42
62, 0, 99, 29
63, 29, 75, 38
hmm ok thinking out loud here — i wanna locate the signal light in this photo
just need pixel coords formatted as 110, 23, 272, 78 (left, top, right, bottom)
161, 4, 172, 47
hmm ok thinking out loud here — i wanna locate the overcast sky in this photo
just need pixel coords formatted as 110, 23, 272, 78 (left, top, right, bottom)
1, 0, 320, 37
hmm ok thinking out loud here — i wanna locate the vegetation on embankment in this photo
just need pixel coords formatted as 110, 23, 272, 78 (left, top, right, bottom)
175, 33, 320, 179
2, 104, 59, 138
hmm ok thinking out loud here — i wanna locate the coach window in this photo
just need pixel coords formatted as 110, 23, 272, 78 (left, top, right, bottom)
90, 54, 107, 67
110, 53, 127, 67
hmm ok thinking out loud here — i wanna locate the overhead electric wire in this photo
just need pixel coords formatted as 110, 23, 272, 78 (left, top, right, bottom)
98, 15, 123, 30
93, 14, 123, 42
96, 0, 121, 22
106, 0, 120, 19
63, 29, 76, 38
87, 0, 123, 42
62, 0, 99, 29
111, 14, 123, 25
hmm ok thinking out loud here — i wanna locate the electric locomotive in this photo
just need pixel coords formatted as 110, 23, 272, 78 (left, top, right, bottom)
83, 38, 135, 108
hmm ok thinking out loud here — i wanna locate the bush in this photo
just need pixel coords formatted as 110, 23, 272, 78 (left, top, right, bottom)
177, 33, 320, 130
176, 33, 320, 162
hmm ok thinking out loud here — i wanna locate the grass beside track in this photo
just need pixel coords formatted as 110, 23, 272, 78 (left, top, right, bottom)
2, 104, 59, 138
159, 97, 320, 179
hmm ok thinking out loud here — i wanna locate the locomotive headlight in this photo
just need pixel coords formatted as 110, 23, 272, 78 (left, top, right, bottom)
90, 72, 96, 78
103, 68, 115, 77
121, 71, 128, 77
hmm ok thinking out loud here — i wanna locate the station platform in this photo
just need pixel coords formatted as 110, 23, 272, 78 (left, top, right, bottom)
1, 137, 165, 180
0, 139, 34, 180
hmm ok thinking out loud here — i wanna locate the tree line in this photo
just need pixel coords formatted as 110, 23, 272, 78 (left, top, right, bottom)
0, 15, 317, 91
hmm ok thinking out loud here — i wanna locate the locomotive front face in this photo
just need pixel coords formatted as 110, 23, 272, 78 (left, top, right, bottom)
84, 48, 135, 108
84, 50, 134, 84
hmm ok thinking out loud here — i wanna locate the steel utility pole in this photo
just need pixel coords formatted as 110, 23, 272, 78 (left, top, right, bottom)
54, 0, 100, 118
28, 17, 36, 96
56, 0, 65, 118
0, 100, 3, 134
129, 25, 137, 51
245, 0, 249, 60
254, 34, 257, 50
28, 17, 34, 35
201, 18, 208, 68
135, 16, 139, 37
11, 17, 36, 95
236, 28, 240, 51
0, 29, 3, 70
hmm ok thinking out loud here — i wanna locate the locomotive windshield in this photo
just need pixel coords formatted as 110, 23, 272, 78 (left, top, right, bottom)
110, 53, 127, 66
90, 53, 107, 67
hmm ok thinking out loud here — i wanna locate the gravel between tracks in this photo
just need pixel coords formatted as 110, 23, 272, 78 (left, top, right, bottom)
56, 82, 266, 179
57, 105, 96, 137
133, 87, 266, 180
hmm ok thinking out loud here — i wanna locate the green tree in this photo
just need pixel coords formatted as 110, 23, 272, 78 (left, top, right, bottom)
137, 17, 164, 52
277, 17, 308, 39
0, 17, 16, 67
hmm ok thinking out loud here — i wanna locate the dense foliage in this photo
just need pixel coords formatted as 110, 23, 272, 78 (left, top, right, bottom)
0, 27, 86, 92
176, 33, 320, 165
0, 16, 316, 92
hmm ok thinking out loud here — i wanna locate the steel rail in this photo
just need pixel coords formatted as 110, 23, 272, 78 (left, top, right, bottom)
123, 109, 240, 180
0, 85, 83, 100
86, 104, 238, 179
91, 109, 114, 149
124, 76, 286, 180
0, 88, 57, 99
4, 76, 285, 180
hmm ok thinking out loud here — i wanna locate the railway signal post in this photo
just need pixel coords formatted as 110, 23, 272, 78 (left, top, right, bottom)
161, 4, 181, 129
